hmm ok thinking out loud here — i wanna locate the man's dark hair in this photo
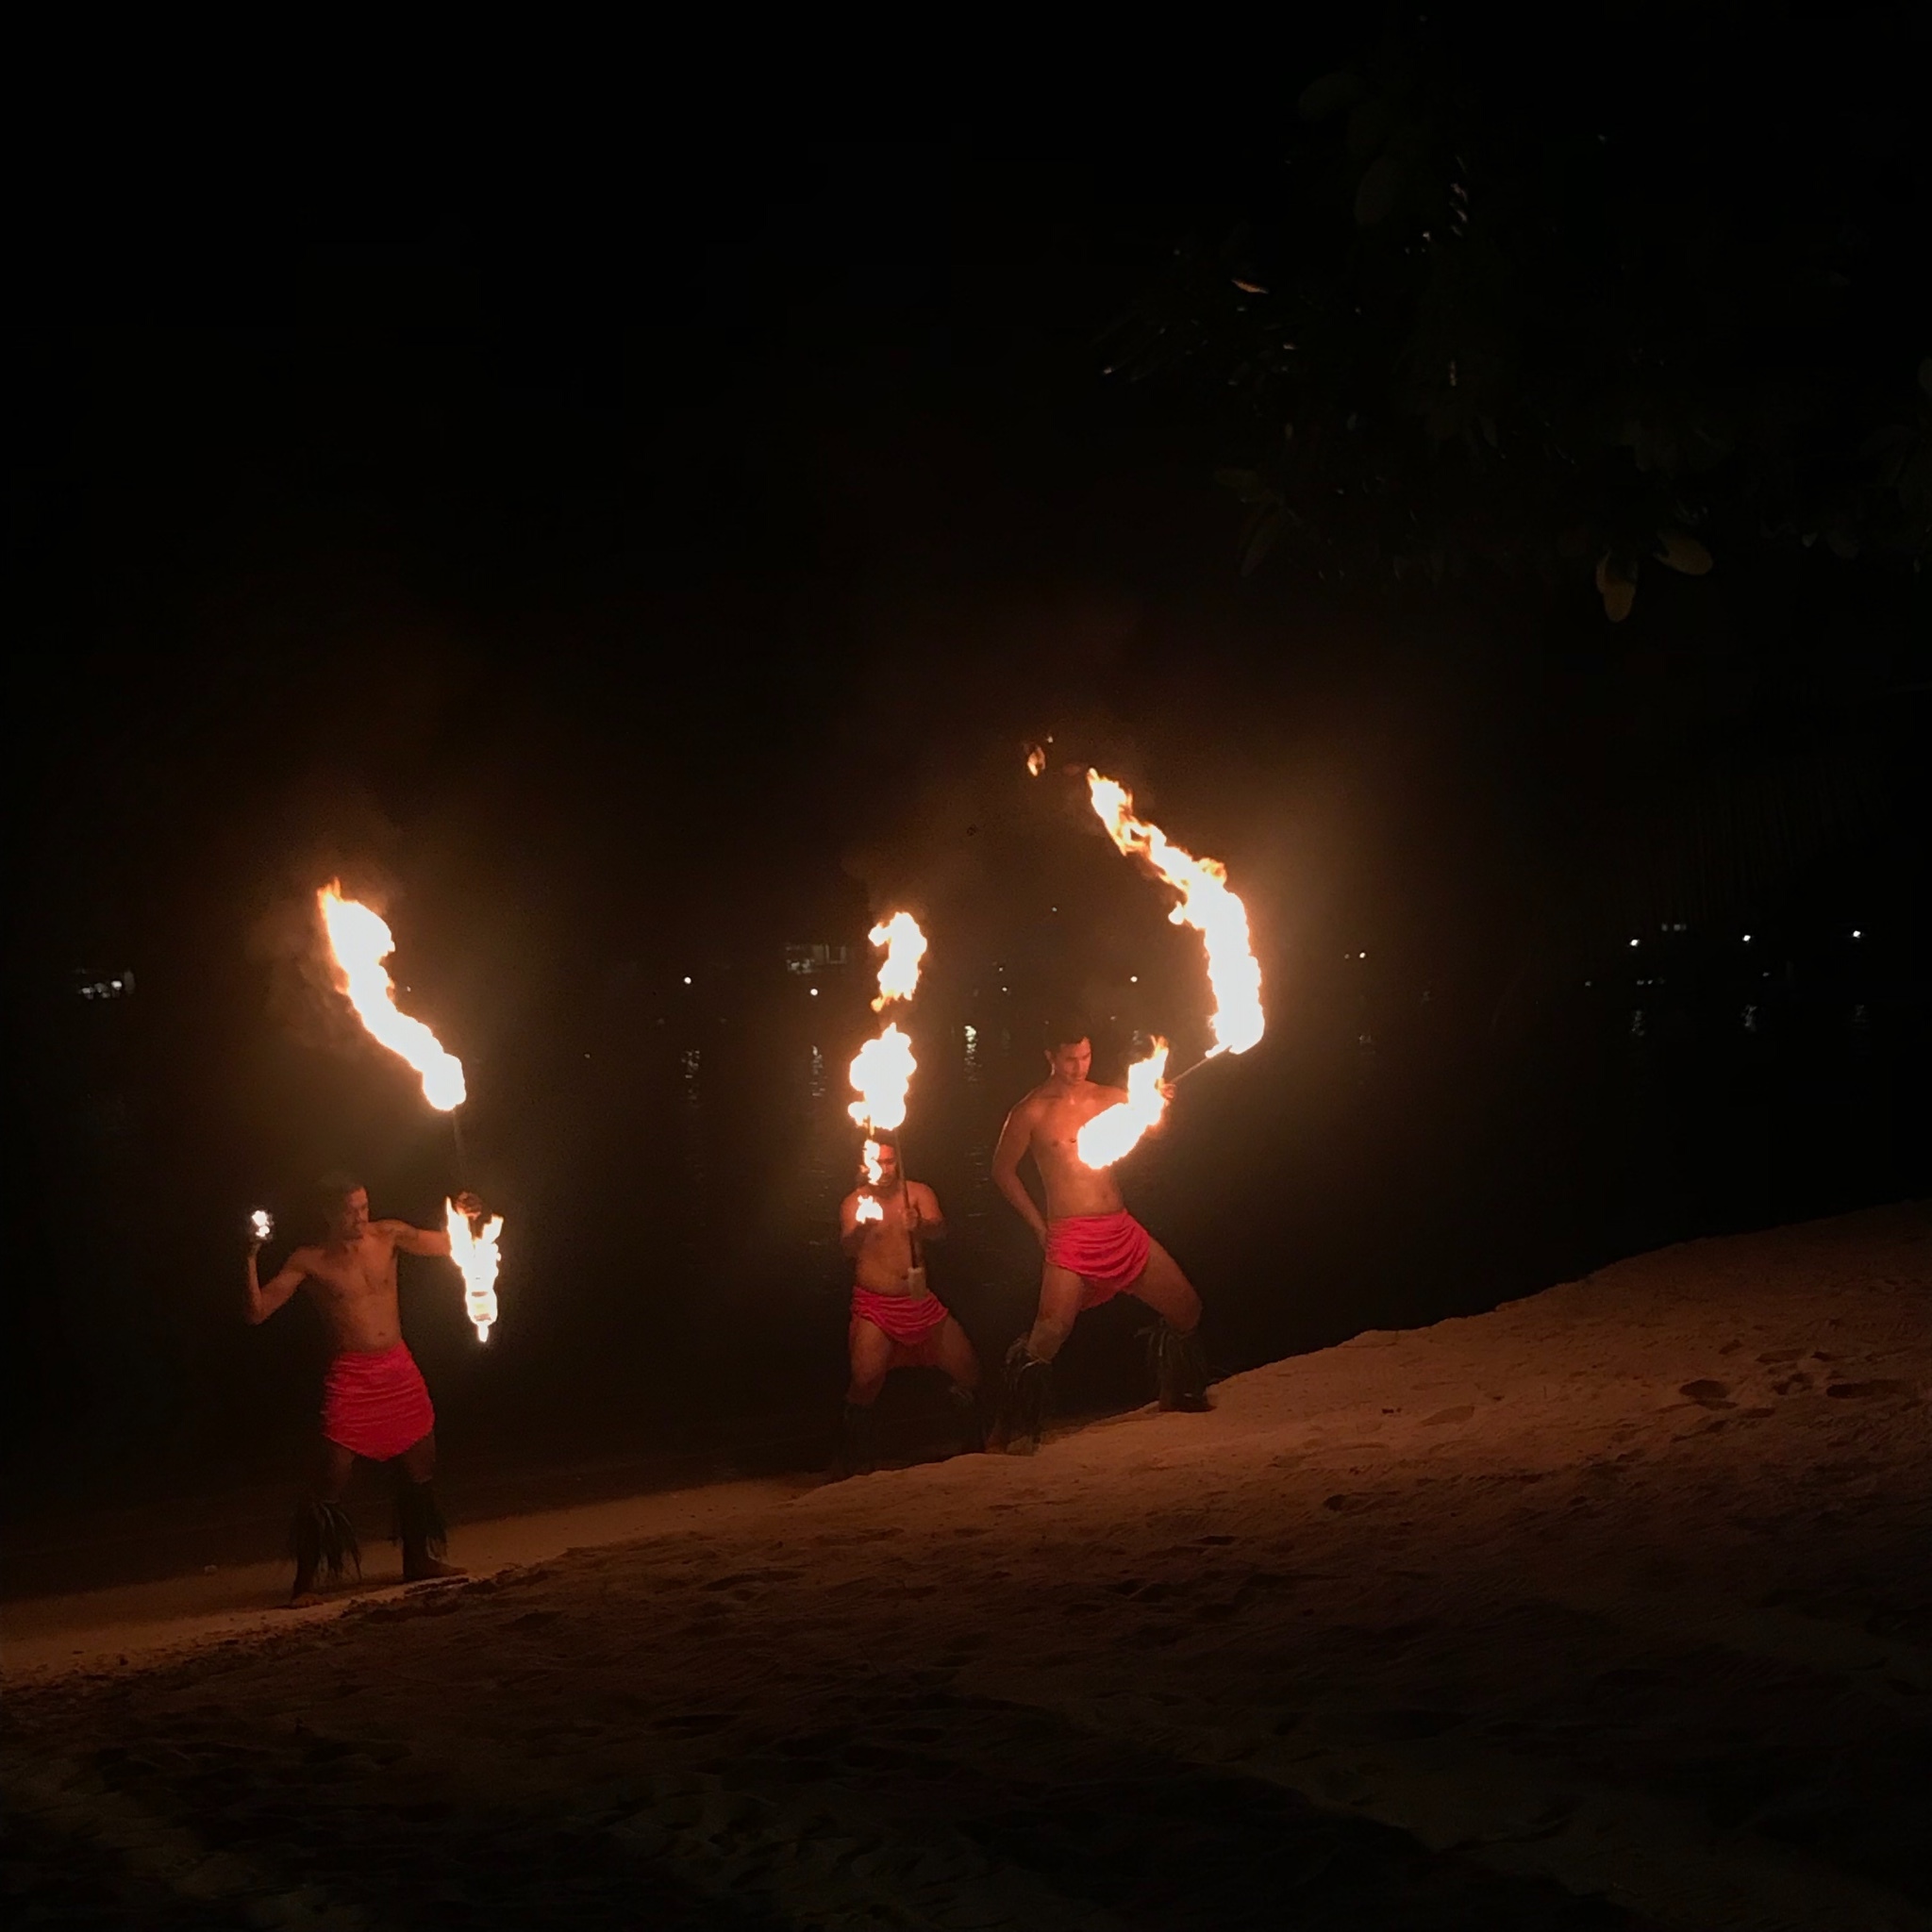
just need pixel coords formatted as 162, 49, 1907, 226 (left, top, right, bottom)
1042, 1017, 1092, 1052
314, 1171, 364, 1223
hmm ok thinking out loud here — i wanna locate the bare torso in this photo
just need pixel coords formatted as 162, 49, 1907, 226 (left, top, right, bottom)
287, 1224, 413, 1353
1007, 1080, 1130, 1221
841, 1183, 942, 1295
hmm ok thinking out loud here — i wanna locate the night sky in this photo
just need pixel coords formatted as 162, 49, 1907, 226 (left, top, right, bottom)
8, 40, 1930, 1493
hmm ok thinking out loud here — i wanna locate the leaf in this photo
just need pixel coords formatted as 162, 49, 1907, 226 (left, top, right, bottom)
1347, 99, 1393, 159
1241, 506, 1289, 575
1596, 554, 1638, 622
1214, 467, 1275, 508
1355, 155, 1405, 227
1653, 530, 1713, 575
1297, 71, 1362, 122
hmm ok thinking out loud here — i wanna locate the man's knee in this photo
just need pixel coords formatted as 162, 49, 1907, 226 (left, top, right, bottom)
1028, 1313, 1074, 1360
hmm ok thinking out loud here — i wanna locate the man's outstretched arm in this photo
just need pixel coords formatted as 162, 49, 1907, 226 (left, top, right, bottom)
990, 1106, 1046, 1247
385, 1192, 486, 1258
245, 1244, 309, 1324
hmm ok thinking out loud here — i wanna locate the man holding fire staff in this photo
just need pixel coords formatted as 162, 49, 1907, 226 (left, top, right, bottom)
991, 1020, 1210, 1452
836, 1137, 981, 1474
246, 1174, 483, 1602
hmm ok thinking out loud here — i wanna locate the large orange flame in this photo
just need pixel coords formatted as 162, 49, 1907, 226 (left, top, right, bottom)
868, 911, 928, 1011
1076, 1038, 1171, 1170
855, 1193, 884, 1224
444, 1198, 502, 1342
317, 885, 467, 1110
847, 1024, 916, 1133
1087, 772, 1264, 1058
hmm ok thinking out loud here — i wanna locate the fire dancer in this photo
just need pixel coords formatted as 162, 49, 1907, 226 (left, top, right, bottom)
245, 1173, 479, 1602
991, 1021, 1210, 1451
836, 1138, 981, 1474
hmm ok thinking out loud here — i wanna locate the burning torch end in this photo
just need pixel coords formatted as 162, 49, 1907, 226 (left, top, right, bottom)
475, 1324, 492, 1343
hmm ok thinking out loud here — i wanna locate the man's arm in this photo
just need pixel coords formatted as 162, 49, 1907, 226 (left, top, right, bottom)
991, 1102, 1047, 1246
382, 1219, 451, 1258
908, 1182, 946, 1243
383, 1194, 485, 1259
246, 1243, 310, 1324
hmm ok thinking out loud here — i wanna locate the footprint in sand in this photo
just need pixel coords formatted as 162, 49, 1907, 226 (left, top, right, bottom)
1679, 1380, 1735, 1408
1825, 1379, 1917, 1401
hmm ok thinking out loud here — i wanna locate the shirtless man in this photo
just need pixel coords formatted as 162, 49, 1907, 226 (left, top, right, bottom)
246, 1173, 475, 1601
990, 1021, 1210, 1452
835, 1138, 981, 1474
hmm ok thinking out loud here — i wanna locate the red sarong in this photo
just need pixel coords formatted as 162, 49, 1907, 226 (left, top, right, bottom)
321, 1341, 436, 1461
850, 1285, 952, 1369
1046, 1210, 1151, 1308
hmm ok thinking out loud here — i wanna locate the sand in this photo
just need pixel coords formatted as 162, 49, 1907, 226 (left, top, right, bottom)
5, 1204, 1929, 1929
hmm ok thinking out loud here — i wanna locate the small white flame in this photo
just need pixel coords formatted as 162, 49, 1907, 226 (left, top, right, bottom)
855, 1194, 884, 1224
250, 1208, 274, 1243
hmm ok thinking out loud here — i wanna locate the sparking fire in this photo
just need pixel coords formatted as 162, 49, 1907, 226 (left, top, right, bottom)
1076, 1039, 1171, 1170
848, 1025, 916, 1134
868, 911, 928, 1010
861, 1139, 885, 1185
855, 1194, 884, 1224
1087, 772, 1264, 1058
1026, 744, 1046, 776
317, 884, 467, 1110
445, 1198, 503, 1342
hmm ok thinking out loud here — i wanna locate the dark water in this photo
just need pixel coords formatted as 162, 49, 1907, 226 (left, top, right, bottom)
8, 926, 1928, 1515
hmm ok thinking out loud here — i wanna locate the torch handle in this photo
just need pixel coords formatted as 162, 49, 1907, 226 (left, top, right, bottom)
450, 1107, 470, 1191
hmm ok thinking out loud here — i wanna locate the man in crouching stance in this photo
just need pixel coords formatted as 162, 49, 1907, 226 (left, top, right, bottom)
990, 1022, 1209, 1452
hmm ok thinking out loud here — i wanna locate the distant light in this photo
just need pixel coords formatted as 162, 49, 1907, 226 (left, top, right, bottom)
1128, 974, 1138, 983
682, 975, 692, 984
1358, 951, 1368, 960
1629, 939, 1640, 948
1742, 934, 1752, 942
1852, 929, 1863, 940
808, 987, 819, 997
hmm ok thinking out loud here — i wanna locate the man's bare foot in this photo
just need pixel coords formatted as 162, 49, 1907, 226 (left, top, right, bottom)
403, 1557, 465, 1584
288, 1590, 325, 1608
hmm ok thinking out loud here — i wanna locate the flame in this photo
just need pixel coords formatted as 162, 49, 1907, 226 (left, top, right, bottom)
1076, 1039, 1171, 1169
848, 1024, 916, 1133
868, 911, 928, 1010
445, 1198, 503, 1342
250, 1208, 274, 1243
1025, 744, 1046, 776
1086, 772, 1264, 1058
317, 885, 467, 1110
861, 1139, 884, 1185
855, 1193, 883, 1224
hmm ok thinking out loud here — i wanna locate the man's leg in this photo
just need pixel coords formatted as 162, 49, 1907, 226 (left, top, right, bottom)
393, 1432, 461, 1582
995, 1262, 1086, 1454
291, 1440, 359, 1604
839, 1320, 896, 1475
930, 1316, 985, 1453
1129, 1239, 1211, 1410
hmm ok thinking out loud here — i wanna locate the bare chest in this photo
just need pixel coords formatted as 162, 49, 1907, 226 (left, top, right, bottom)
305, 1244, 399, 1308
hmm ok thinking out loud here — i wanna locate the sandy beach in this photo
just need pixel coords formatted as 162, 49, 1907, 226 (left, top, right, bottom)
6, 1204, 1929, 1929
